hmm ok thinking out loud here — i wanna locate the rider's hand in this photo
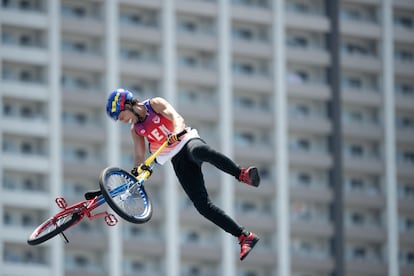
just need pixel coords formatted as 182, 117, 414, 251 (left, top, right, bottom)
131, 164, 153, 177
167, 132, 181, 145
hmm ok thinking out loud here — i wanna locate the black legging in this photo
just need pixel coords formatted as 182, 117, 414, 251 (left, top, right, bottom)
171, 138, 244, 237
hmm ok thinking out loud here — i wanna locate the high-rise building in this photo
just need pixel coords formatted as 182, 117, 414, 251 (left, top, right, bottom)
1, 0, 414, 276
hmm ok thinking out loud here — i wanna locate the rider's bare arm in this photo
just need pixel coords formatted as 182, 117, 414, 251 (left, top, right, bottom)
131, 125, 146, 167
150, 97, 186, 133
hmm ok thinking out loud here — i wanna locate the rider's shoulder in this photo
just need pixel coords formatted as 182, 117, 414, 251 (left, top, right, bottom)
149, 97, 170, 107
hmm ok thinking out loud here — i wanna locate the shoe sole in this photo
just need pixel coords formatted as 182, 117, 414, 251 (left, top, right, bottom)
249, 168, 260, 187
240, 237, 259, 261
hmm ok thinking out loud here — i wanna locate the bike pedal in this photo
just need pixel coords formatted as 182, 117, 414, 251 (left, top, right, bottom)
105, 214, 118, 226
55, 197, 67, 209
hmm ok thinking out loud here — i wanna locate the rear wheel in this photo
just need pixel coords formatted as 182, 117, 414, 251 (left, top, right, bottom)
99, 167, 152, 224
27, 212, 80, 245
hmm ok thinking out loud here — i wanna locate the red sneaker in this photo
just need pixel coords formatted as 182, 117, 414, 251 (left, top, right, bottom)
238, 232, 259, 261
238, 167, 260, 187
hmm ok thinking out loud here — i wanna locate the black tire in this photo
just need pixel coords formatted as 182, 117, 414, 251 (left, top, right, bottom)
99, 167, 152, 224
27, 212, 80, 245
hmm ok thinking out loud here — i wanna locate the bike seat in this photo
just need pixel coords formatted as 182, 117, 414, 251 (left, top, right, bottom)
84, 190, 102, 200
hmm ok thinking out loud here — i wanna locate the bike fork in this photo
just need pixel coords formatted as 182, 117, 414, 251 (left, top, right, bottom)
59, 232, 69, 244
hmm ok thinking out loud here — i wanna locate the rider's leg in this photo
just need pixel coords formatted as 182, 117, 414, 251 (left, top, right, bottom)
172, 153, 243, 235
185, 139, 260, 187
171, 148, 259, 260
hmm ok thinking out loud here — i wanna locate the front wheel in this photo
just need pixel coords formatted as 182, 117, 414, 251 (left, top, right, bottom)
27, 211, 80, 245
99, 167, 152, 224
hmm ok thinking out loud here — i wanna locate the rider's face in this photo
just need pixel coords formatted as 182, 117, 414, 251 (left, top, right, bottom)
118, 110, 136, 124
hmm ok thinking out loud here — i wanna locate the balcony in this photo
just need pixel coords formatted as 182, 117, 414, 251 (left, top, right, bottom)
234, 143, 273, 163
2, 152, 50, 173
176, 0, 217, 17
1, 190, 49, 208
0, 8, 48, 28
400, 231, 414, 246
286, 13, 330, 32
399, 197, 414, 213
341, 20, 381, 39
345, 190, 385, 209
1, 44, 48, 65
231, 4, 273, 24
120, 60, 162, 80
346, 225, 386, 243
289, 117, 332, 135
178, 101, 218, 122
394, 25, 414, 44
291, 185, 333, 203
233, 107, 272, 128
1, 79, 49, 100
237, 212, 275, 233
181, 244, 221, 263
291, 220, 333, 238
61, 52, 105, 72
123, 239, 165, 257
63, 124, 106, 144
395, 93, 414, 111
341, 53, 382, 73
346, 260, 387, 276
342, 122, 383, 141
235, 178, 275, 198
65, 231, 107, 251
342, 88, 382, 107
233, 73, 273, 92
232, 39, 272, 59
2, 263, 49, 276
290, 151, 333, 169
62, 88, 104, 108
61, 16, 105, 36
397, 163, 414, 178
118, 23, 162, 44
394, 60, 414, 77
177, 32, 216, 52
287, 82, 331, 100
343, 156, 383, 174
2, 116, 49, 137
177, 67, 218, 86
287, 47, 331, 66
397, 127, 414, 144
63, 159, 103, 179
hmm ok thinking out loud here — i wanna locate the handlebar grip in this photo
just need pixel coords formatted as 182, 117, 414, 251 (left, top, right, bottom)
177, 129, 188, 139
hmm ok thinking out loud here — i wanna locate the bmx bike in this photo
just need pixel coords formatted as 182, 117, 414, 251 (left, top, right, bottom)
27, 130, 187, 245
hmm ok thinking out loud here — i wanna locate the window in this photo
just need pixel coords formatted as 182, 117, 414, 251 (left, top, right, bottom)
73, 7, 86, 17
288, 36, 308, 47
187, 231, 199, 242
132, 261, 144, 271
130, 226, 143, 237
297, 105, 310, 116
403, 151, 414, 163
353, 247, 366, 259
298, 139, 310, 151
21, 142, 32, 154
299, 173, 311, 185
75, 149, 87, 160
130, 15, 142, 24
351, 213, 365, 225
23, 179, 34, 190
350, 145, 363, 157
350, 178, 363, 190
74, 255, 88, 267
20, 71, 32, 82
395, 15, 413, 29
22, 214, 32, 226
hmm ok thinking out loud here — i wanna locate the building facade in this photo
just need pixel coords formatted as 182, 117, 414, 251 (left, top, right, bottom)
1, 0, 414, 275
